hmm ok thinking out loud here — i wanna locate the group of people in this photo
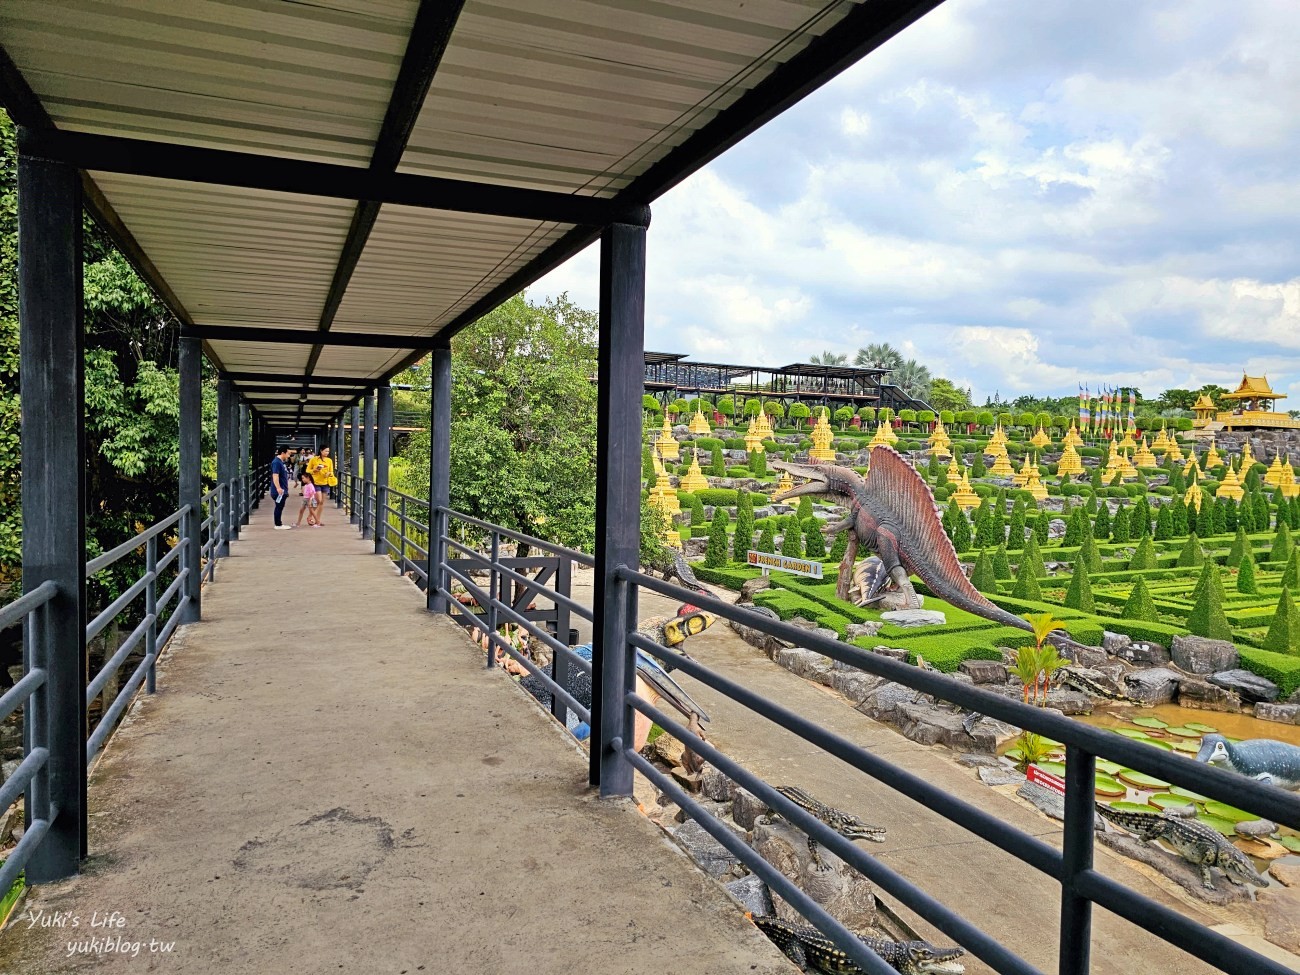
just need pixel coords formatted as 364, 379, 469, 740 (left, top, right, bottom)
269, 445, 336, 530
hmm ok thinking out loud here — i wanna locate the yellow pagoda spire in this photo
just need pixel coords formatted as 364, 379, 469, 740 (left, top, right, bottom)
776, 469, 794, 495
1013, 454, 1033, 487
1063, 422, 1083, 448
1133, 435, 1157, 468
753, 407, 773, 439
678, 448, 710, 493
1184, 467, 1203, 512
928, 419, 952, 458
988, 445, 1014, 477
1023, 461, 1048, 501
1278, 456, 1299, 499
1240, 439, 1255, 470
688, 408, 711, 435
988, 423, 1008, 449
952, 471, 980, 510
647, 456, 681, 518
1265, 452, 1286, 487
870, 419, 897, 447
946, 456, 962, 481
1030, 425, 1051, 450
655, 416, 679, 461
809, 410, 837, 461
1203, 439, 1223, 469
1057, 442, 1086, 477
744, 417, 764, 455
1215, 464, 1244, 502
1164, 436, 1183, 464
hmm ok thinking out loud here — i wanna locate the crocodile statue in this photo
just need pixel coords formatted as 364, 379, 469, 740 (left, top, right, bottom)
1054, 666, 1143, 705
770, 450, 1089, 656
769, 785, 886, 870
749, 915, 965, 974
1094, 801, 1267, 890
1195, 734, 1300, 792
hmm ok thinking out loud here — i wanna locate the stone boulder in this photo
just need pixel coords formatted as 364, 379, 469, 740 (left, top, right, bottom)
1123, 668, 1182, 705
830, 669, 883, 703
1207, 669, 1280, 703
1176, 676, 1242, 713
724, 875, 775, 917
874, 590, 924, 611
729, 605, 786, 656
776, 647, 836, 685
1110, 640, 1171, 666
959, 659, 1008, 684
700, 764, 732, 802
856, 681, 916, 722
731, 787, 769, 830
845, 621, 883, 640
670, 819, 743, 879
880, 609, 946, 628
1102, 631, 1132, 654
1258, 888, 1300, 953
751, 820, 877, 929
871, 646, 909, 662
1256, 703, 1300, 725
1170, 635, 1239, 675
978, 766, 1026, 787
739, 576, 772, 601
893, 702, 1005, 753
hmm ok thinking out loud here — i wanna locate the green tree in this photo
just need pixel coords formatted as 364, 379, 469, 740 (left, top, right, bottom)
971, 549, 997, 591
829, 530, 848, 562
1262, 586, 1300, 653
951, 507, 973, 553
1176, 533, 1205, 568
1154, 505, 1173, 540
1128, 535, 1157, 570
1272, 522, 1294, 564
804, 522, 827, 558
1019, 533, 1045, 578
732, 491, 755, 562
711, 443, 726, 477
1011, 560, 1042, 600
1063, 562, 1095, 612
1186, 564, 1232, 640
1079, 529, 1103, 572
781, 517, 804, 557
1236, 554, 1258, 595
756, 522, 776, 554
992, 543, 1012, 580
1132, 497, 1153, 537
1093, 503, 1111, 541
1063, 508, 1084, 547
705, 508, 731, 567
796, 496, 814, 522
1033, 512, 1049, 546
970, 451, 986, 479
1284, 549, 1300, 590
685, 492, 706, 527
1171, 496, 1189, 536
1006, 502, 1026, 551
1122, 577, 1159, 621
1212, 496, 1228, 535
1227, 525, 1251, 566
1111, 505, 1131, 543
749, 446, 767, 477
643, 444, 657, 486
788, 402, 811, 428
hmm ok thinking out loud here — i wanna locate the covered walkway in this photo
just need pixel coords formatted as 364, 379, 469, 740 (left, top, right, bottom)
0, 512, 785, 974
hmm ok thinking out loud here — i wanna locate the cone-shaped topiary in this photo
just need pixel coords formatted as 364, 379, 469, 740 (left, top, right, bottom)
1253, 492, 1270, 531
1011, 559, 1042, 600
1064, 561, 1095, 612
732, 491, 755, 561
804, 522, 827, 558
1129, 535, 1158, 571
993, 543, 1012, 580
970, 452, 985, 478
749, 446, 767, 477
1190, 557, 1227, 605
711, 443, 726, 477
705, 509, 731, 567
1079, 530, 1103, 572
1111, 505, 1131, 544
1019, 533, 1045, 578
1063, 508, 1084, 547
781, 516, 804, 557
1272, 522, 1294, 565
1239, 495, 1256, 533
1007, 503, 1026, 551
1212, 497, 1228, 535
829, 531, 848, 562
1122, 577, 1159, 622
1133, 497, 1153, 537
1284, 549, 1300, 591
1262, 586, 1300, 654
1094, 504, 1111, 541
797, 496, 814, 522
756, 522, 776, 554
642, 445, 656, 486
1227, 526, 1250, 567
1154, 505, 1173, 540
1186, 564, 1232, 641
1033, 512, 1049, 546
971, 549, 997, 592
1224, 495, 1239, 532
952, 507, 973, 554
1236, 554, 1258, 595
1196, 496, 1214, 537
1176, 532, 1205, 567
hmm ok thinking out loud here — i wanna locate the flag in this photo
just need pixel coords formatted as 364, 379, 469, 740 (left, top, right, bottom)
1079, 384, 1089, 427
1128, 388, 1136, 423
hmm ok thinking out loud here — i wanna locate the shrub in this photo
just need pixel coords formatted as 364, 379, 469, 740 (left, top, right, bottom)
1094, 504, 1111, 541
1186, 565, 1232, 640
732, 491, 755, 562
1262, 586, 1300, 654
756, 523, 776, 554
749, 446, 767, 477
1175, 533, 1204, 568
1007, 504, 1026, 551
781, 518, 804, 557
1284, 550, 1300, 591
705, 509, 730, 567
692, 564, 761, 590
1272, 522, 1294, 564
804, 522, 827, 558
1154, 505, 1173, 540
992, 543, 1012, 580
642, 445, 656, 485
1238, 645, 1300, 697
1111, 505, 1131, 543
752, 589, 851, 639
971, 549, 997, 592
829, 531, 848, 561
1237, 554, 1258, 595
1019, 533, 1044, 578
684, 492, 706, 526
1121, 577, 1159, 622
1079, 531, 1103, 572
951, 508, 973, 553
1012, 561, 1042, 600
1129, 536, 1157, 571
797, 496, 814, 522
1064, 563, 1095, 613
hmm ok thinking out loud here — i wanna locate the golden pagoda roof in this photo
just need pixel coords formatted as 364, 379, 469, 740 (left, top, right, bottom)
1192, 393, 1216, 410
1223, 373, 1284, 400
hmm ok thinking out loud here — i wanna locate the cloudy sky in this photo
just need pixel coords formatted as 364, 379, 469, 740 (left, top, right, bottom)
531, 0, 1300, 405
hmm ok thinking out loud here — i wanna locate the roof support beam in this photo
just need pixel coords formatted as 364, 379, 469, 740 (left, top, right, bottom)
221, 371, 375, 387
184, 324, 445, 350
16, 127, 629, 227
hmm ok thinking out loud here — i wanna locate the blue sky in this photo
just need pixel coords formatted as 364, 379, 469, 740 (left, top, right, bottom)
531, 0, 1300, 405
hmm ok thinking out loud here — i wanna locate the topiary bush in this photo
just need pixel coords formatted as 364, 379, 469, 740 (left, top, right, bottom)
1121, 577, 1159, 622
705, 508, 730, 568
1262, 586, 1300, 654
1186, 563, 1232, 640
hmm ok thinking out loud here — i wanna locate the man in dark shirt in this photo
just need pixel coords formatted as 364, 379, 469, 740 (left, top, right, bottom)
270, 446, 292, 530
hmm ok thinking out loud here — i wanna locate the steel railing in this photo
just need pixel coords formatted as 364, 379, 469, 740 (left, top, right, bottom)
330, 473, 1300, 975
2, 467, 267, 890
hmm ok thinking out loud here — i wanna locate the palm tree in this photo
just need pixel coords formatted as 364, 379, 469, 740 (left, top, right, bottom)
809, 350, 848, 365
1024, 612, 1066, 705
854, 342, 904, 372
891, 359, 933, 402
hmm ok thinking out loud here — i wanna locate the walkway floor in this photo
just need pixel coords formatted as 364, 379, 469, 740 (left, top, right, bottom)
0, 508, 787, 975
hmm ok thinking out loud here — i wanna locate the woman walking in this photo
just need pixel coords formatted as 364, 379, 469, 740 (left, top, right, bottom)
307, 446, 335, 525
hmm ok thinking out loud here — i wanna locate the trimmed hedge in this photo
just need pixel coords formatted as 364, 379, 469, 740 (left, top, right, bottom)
692, 564, 762, 589
753, 589, 852, 639
1238, 645, 1300, 697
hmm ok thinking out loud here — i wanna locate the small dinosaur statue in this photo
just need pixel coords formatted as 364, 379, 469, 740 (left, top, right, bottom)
771, 450, 1089, 657
1094, 801, 1267, 891
749, 914, 965, 974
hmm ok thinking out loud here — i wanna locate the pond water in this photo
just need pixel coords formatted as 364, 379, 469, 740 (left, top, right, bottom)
1079, 704, 1300, 750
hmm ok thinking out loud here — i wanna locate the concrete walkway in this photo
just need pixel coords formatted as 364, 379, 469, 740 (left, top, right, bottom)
0, 511, 786, 975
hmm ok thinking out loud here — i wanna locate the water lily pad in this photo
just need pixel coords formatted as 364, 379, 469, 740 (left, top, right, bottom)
1118, 769, 1171, 789
1114, 729, 1152, 740
1094, 775, 1126, 798
1277, 835, 1300, 853
1195, 814, 1238, 836
1184, 722, 1218, 734
1096, 760, 1124, 775
1171, 739, 1201, 754
1202, 801, 1258, 823
1164, 726, 1202, 738
1004, 747, 1024, 762
1170, 786, 1207, 801
1149, 793, 1195, 811
1108, 800, 1154, 813
1036, 761, 1067, 776
1142, 739, 1174, 751
1131, 717, 1169, 729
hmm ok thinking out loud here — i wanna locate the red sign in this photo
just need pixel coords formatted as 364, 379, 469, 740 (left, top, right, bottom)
1027, 764, 1066, 795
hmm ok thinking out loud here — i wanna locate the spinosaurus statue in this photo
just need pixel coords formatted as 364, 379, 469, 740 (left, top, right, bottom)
771, 448, 1090, 655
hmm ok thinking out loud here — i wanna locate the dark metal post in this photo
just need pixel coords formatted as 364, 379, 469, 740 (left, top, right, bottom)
334, 421, 344, 508
145, 534, 158, 694
375, 386, 393, 555
18, 141, 87, 881
427, 339, 451, 612
1060, 745, 1096, 975
350, 405, 361, 525
592, 216, 648, 794
239, 400, 250, 525
362, 392, 376, 538
178, 336, 202, 622
216, 378, 233, 555
485, 532, 500, 669
551, 556, 572, 723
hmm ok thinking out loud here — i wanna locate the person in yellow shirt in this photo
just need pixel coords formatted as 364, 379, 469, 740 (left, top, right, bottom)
306, 446, 336, 525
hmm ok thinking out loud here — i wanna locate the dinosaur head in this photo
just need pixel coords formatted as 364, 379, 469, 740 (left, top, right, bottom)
660, 607, 714, 647
770, 460, 860, 502
1195, 734, 1231, 766
890, 941, 966, 975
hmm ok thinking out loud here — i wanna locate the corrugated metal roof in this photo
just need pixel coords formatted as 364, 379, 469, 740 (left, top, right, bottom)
0, 0, 933, 424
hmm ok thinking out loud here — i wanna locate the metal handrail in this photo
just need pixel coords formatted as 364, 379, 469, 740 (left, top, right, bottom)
616, 566, 1300, 975
0, 579, 58, 630
440, 505, 595, 566
85, 505, 187, 576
